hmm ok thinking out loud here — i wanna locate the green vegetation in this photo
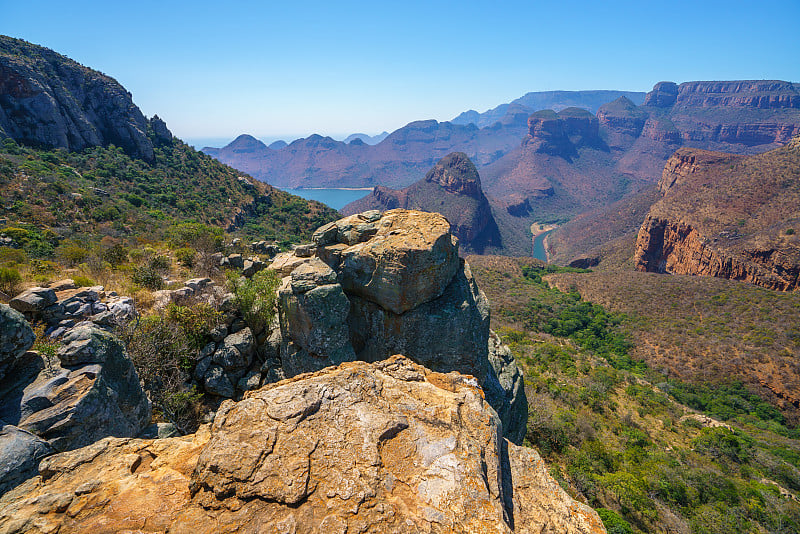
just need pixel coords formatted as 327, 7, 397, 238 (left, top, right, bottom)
120, 303, 222, 433
227, 269, 280, 333
0, 136, 337, 256
470, 257, 800, 533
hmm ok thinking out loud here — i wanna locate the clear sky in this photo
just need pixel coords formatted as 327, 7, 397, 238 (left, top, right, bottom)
2, 0, 799, 145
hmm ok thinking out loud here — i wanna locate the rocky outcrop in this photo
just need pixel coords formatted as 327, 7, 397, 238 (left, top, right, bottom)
0, 304, 34, 381
643, 81, 679, 107
0, 36, 163, 162
342, 153, 503, 254
9, 281, 136, 338
267, 210, 527, 443
597, 97, 648, 139
0, 356, 605, 534
657, 148, 746, 194
0, 310, 151, 495
634, 216, 800, 291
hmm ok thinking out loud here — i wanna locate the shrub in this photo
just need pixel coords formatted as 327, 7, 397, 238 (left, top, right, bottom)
0, 266, 22, 296
175, 247, 196, 268
596, 509, 634, 534
58, 244, 90, 266
119, 303, 222, 433
226, 269, 280, 334
131, 266, 163, 290
72, 275, 95, 287
102, 243, 129, 267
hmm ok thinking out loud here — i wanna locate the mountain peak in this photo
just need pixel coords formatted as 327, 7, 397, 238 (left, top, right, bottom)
424, 152, 482, 197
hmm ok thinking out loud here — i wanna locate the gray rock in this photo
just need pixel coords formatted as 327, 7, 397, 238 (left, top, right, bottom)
290, 257, 338, 293
209, 325, 228, 342
212, 328, 254, 372
193, 355, 212, 383
236, 371, 262, 393
9, 287, 57, 314
184, 278, 212, 293
484, 332, 528, 445
203, 365, 234, 398
1, 327, 151, 452
311, 221, 339, 246
293, 243, 315, 258
0, 424, 55, 495
0, 304, 35, 380
228, 317, 246, 334
106, 296, 136, 322
347, 260, 490, 383
242, 258, 265, 278
227, 254, 244, 269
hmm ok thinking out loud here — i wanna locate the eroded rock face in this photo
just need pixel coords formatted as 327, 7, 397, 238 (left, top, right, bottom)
269, 210, 527, 443
0, 36, 158, 162
0, 356, 605, 534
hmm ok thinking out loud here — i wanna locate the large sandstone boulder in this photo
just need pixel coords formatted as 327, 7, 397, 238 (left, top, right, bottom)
0, 304, 35, 381
315, 210, 460, 314
0, 356, 605, 534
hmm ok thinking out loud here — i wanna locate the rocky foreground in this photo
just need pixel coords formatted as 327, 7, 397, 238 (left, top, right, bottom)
0, 355, 604, 534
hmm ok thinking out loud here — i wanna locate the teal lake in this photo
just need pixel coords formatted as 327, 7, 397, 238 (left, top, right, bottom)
281, 188, 372, 210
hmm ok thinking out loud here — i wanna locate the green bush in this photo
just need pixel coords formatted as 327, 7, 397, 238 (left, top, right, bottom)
102, 243, 129, 267
72, 275, 95, 287
131, 266, 163, 290
119, 303, 222, 433
175, 247, 196, 268
596, 509, 634, 534
0, 266, 22, 295
227, 269, 280, 334
58, 244, 90, 265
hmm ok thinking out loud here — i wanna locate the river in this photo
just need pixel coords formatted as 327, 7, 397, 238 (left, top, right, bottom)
532, 229, 553, 262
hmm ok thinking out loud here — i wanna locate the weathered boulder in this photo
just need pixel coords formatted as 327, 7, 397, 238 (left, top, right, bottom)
484, 332, 528, 445
0, 425, 54, 496
0, 326, 150, 453
318, 210, 460, 314
9, 287, 57, 314
0, 356, 605, 533
0, 304, 35, 380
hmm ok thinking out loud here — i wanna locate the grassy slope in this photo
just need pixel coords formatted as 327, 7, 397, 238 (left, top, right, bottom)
0, 137, 338, 249
468, 255, 800, 533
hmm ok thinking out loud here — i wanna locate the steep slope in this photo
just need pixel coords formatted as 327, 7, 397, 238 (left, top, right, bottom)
341, 153, 503, 253
634, 138, 800, 291
0, 38, 338, 249
0, 36, 159, 162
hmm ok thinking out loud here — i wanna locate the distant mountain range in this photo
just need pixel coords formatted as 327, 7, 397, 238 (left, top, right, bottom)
451, 89, 646, 128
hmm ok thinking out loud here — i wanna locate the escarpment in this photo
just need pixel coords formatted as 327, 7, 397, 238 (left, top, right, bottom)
635, 138, 800, 291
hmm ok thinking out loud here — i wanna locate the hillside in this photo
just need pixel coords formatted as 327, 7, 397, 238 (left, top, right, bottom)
635, 138, 800, 291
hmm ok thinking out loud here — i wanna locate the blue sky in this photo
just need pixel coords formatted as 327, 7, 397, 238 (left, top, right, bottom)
2, 0, 799, 145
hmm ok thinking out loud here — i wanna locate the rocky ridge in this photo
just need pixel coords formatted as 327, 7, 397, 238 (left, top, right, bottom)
341, 152, 502, 254
267, 209, 527, 443
0, 36, 169, 162
0, 355, 604, 533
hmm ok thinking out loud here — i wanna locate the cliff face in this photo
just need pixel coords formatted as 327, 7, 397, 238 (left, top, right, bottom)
0, 36, 165, 162
341, 153, 502, 253
634, 139, 800, 291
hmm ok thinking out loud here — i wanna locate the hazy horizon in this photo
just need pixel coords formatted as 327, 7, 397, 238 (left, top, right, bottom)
3, 0, 798, 143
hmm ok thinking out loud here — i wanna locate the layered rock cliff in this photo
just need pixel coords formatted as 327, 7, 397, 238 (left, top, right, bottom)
0, 356, 605, 533
634, 138, 800, 291
342, 153, 502, 253
0, 36, 168, 162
